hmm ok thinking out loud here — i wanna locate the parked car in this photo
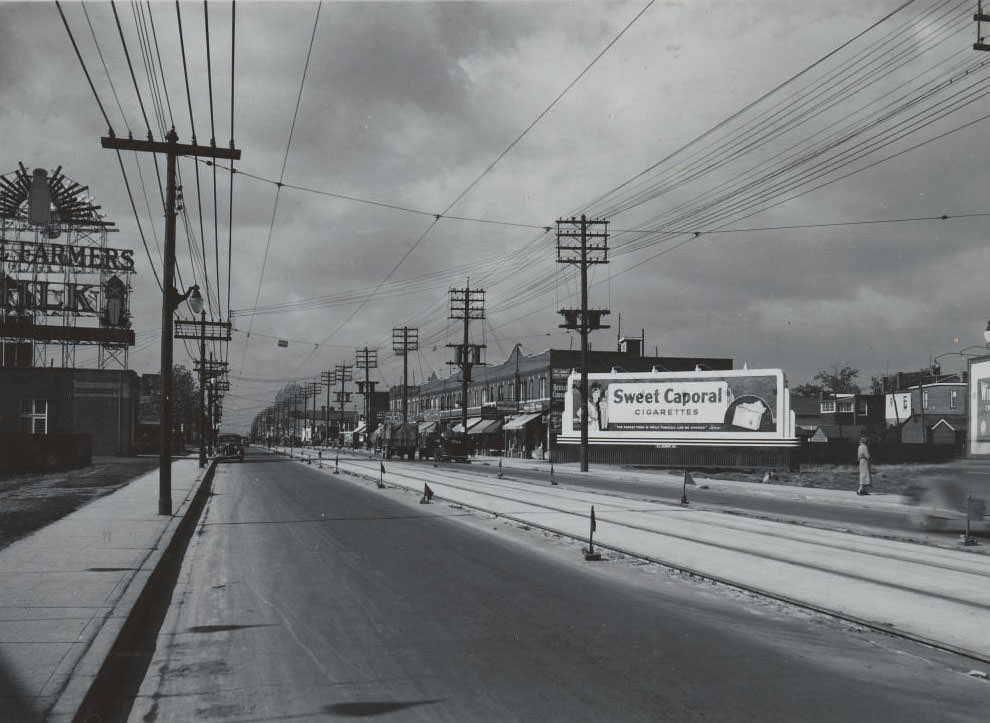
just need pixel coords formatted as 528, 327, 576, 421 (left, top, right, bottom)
218, 433, 244, 461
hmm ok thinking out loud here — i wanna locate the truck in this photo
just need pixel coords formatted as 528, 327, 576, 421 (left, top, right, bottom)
419, 428, 470, 463
379, 422, 419, 460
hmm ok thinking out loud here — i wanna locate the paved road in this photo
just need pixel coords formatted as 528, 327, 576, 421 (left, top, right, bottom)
125, 451, 987, 722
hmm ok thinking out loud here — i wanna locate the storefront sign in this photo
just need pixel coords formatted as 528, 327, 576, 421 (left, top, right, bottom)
0, 240, 135, 271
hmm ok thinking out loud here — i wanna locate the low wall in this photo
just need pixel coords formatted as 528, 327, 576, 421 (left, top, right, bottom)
0, 434, 92, 474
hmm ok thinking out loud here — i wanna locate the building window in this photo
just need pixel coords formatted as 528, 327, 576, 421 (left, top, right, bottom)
21, 398, 48, 435
539, 376, 547, 399
837, 399, 854, 413
820, 400, 836, 414
856, 399, 869, 415
950, 390, 959, 409
923, 392, 930, 411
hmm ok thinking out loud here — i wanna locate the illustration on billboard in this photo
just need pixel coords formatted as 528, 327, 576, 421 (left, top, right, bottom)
566, 370, 787, 439
977, 376, 990, 444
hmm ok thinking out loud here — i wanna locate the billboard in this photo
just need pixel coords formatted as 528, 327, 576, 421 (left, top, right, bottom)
969, 359, 990, 455
560, 368, 796, 447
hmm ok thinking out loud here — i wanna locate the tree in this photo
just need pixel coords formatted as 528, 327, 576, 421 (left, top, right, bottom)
794, 365, 861, 396
172, 365, 200, 442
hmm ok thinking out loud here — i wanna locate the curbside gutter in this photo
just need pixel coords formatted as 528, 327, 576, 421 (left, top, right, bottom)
49, 459, 219, 723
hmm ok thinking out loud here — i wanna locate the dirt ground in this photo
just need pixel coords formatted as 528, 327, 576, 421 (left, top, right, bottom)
703, 463, 947, 497
0, 456, 160, 551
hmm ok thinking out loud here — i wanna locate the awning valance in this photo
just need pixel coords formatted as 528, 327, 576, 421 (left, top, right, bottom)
502, 412, 542, 431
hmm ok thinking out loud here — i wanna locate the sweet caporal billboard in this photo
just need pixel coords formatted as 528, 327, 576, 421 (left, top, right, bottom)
561, 368, 795, 446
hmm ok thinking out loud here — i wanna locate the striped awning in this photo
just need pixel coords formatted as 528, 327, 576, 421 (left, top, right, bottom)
502, 412, 542, 431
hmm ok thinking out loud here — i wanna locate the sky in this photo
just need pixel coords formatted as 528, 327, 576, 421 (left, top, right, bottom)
3, 0, 990, 433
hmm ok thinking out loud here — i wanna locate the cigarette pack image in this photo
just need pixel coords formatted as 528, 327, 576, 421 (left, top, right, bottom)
731, 401, 765, 431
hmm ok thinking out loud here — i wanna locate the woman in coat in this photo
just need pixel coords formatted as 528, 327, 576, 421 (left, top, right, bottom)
857, 436, 872, 495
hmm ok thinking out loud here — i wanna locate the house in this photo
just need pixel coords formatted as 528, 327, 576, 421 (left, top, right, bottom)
885, 376, 967, 445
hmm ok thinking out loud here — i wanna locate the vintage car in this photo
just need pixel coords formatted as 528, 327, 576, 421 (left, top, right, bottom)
217, 433, 244, 461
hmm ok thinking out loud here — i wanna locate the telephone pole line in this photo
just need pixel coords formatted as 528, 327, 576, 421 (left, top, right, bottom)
355, 347, 378, 449
102, 129, 241, 515
392, 327, 418, 423
334, 364, 353, 443
557, 215, 609, 472
448, 281, 485, 438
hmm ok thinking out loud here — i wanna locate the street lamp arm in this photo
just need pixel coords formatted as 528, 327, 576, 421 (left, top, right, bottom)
167, 284, 201, 312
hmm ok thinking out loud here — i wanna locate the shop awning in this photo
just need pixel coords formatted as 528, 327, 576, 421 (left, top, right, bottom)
468, 418, 502, 435
418, 421, 438, 435
451, 418, 481, 434
502, 412, 542, 431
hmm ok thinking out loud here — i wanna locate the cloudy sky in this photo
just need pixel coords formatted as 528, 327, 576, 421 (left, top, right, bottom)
3, 0, 990, 432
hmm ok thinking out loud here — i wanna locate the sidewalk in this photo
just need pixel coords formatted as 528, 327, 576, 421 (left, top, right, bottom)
0, 459, 208, 721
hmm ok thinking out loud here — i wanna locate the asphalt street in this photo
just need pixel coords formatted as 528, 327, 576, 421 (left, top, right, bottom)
124, 451, 987, 722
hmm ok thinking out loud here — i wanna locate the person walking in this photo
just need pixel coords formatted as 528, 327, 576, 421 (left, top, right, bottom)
857, 435, 872, 495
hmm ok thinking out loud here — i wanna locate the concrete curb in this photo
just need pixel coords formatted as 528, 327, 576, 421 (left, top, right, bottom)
47, 459, 219, 723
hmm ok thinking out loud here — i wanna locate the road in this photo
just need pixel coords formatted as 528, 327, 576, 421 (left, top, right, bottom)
125, 450, 987, 722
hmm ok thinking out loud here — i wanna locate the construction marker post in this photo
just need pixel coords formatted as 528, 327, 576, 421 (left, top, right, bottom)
497, 457, 504, 478
335, 454, 339, 473
681, 469, 694, 505
584, 506, 601, 561
378, 461, 386, 489
550, 463, 557, 486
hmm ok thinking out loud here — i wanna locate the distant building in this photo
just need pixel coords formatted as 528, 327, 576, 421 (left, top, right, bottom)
0, 367, 138, 456
390, 338, 734, 460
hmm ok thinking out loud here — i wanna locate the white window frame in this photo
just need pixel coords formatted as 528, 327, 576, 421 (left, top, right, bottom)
21, 398, 48, 435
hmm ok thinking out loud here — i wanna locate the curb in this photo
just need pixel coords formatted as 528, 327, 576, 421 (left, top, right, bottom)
48, 459, 219, 723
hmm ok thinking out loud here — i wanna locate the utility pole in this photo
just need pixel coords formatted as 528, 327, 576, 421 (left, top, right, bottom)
557, 215, 609, 472
392, 327, 418, 423
355, 347, 378, 449
176, 317, 232, 467
321, 369, 333, 443
448, 282, 485, 437
102, 129, 240, 515
334, 364, 353, 444
976, 2, 990, 51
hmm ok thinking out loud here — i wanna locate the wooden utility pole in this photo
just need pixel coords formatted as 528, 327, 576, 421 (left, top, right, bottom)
102, 129, 240, 515
334, 364, 353, 443
556, 215, 609, 472
392, 328, 418, 423
448, 283, 485, 437
356, 347, 378, 448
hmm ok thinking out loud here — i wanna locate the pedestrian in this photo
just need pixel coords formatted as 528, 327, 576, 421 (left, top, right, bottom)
857, 435, 872, 495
